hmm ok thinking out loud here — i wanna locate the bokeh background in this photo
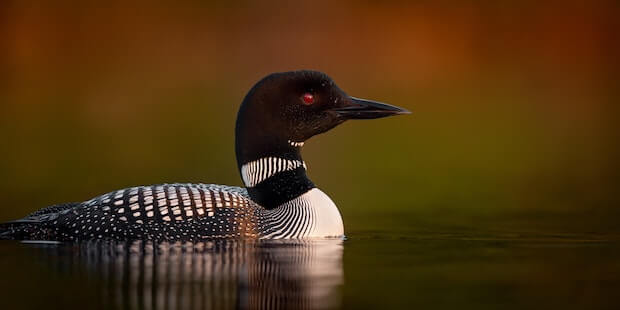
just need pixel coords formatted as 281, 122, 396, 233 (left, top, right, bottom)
3, 2, 620, 309
1, 1, 619, 234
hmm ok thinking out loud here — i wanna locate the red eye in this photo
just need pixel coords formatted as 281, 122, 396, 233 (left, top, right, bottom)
302, 93, 314, 105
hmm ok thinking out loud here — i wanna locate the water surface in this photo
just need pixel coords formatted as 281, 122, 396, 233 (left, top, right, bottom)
1, 227, 619, 309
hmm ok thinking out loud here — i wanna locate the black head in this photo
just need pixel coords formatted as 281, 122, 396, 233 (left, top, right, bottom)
235, 70, 409, 164
234, 70, 409, 208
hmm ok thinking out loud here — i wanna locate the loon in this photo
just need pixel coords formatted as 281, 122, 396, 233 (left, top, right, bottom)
0, 70, 409, 241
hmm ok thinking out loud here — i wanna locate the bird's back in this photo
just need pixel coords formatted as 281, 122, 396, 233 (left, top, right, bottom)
1, 184, 263, 241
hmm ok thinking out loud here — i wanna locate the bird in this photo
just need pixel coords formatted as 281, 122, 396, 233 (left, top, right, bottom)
0, 70, 409, 241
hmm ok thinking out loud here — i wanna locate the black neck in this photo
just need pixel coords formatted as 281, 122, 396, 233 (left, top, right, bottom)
235, 122, 314, 209
246, 166, 315, 209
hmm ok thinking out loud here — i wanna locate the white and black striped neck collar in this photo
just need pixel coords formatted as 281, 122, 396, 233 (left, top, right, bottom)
241, 157, 307, 188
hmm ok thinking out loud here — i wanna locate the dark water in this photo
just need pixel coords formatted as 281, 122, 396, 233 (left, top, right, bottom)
1, 230, 619, 310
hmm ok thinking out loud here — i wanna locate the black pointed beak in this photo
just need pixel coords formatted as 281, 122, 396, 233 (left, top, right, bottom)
331, 97, 410, 119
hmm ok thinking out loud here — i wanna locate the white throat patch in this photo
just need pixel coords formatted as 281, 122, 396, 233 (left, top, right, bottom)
288, 140, 305, 147
241, 157, 307, 187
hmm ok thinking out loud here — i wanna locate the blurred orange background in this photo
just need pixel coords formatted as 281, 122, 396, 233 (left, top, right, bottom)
1, 1, 619, 233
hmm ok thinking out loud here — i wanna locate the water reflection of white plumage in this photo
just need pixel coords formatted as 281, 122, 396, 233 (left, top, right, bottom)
31, 239, 343, 309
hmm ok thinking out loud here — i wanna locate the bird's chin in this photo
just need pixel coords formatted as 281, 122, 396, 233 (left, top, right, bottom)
306, 120, 346, 141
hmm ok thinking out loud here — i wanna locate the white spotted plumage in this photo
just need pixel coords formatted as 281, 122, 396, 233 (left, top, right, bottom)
16, 183, 343, 240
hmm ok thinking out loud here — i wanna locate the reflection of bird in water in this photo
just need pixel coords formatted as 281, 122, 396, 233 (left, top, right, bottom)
31, 239, 343, 309
1, 70, 408, 241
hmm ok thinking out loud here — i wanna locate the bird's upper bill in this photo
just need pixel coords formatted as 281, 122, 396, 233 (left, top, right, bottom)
330, 96, 410, 120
